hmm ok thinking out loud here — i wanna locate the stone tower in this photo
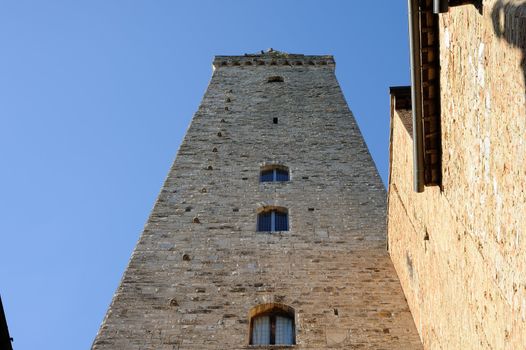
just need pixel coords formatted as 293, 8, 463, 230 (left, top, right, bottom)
92, 50, 422, 349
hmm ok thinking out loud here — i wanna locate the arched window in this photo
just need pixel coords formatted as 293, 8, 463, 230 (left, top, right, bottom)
249, 303, 295, 346
260, 165, 289, 182
257, 207, 288, 232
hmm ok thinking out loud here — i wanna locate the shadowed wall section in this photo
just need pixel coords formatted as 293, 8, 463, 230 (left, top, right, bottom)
388, 2, 526, 348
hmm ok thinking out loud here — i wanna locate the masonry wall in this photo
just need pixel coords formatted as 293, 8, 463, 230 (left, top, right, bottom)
92, 54, 422, 349
388, 1, 526, 348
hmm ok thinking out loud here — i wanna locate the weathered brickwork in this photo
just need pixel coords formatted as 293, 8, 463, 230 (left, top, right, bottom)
92, 52, 422, 349
388, 2, 526, 348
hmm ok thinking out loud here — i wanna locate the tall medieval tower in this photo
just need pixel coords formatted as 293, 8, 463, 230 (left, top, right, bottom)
92, 50, 422, 349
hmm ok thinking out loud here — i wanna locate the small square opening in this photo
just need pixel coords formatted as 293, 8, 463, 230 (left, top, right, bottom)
273, 117, 278, 124
267, 75, 284, 82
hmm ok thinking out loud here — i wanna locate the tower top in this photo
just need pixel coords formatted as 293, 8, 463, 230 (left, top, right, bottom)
247, 48, 300, 57
213, 48, 334, 69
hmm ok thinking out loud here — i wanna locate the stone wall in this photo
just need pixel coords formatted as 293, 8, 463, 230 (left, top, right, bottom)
92, 53, 422, 349
388, 1, 526, 348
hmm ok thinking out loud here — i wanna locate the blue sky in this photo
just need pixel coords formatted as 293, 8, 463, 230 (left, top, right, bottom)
0, 1, 409, 349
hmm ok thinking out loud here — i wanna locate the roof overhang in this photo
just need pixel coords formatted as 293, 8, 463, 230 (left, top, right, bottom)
408, 0, 442, 192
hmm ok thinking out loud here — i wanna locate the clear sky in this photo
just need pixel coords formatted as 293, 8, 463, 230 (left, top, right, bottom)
0, 1, 409, 349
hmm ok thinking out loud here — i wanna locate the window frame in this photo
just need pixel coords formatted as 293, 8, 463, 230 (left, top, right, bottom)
259, 165, 290, 183
257, 208, 289, 232
249, 303, 296, 346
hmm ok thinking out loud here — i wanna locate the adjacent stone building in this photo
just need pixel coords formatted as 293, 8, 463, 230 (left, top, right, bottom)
92, 50, 422, 349
388, 0, 526, 348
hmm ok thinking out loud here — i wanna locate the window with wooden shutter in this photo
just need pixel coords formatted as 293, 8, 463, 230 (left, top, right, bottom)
249, 303, 295, 346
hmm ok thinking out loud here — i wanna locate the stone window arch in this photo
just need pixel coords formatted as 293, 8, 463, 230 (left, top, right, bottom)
257, 206, 289, 232
260, 164, 289, 182
249, 303, 295, 346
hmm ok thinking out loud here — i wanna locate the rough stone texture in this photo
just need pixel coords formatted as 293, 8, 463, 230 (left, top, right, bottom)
92, 52, 422, 349
388, 2, 526, 348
